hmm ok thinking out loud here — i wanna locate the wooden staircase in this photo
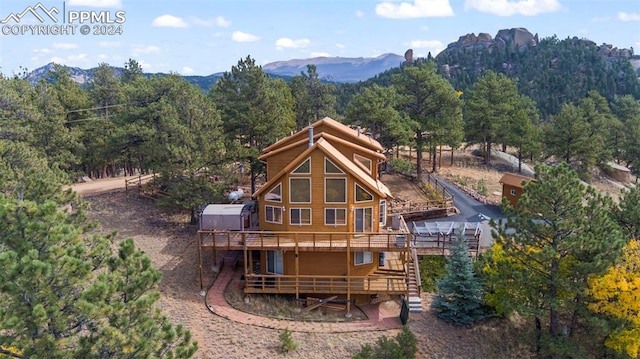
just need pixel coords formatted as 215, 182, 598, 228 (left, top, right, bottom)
407, 248, 422, 312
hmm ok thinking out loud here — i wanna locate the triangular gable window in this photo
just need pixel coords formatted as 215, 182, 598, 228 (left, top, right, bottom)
292, 158, 311, 174
355, 183, 373, 202
325, 157, 344, 174
265, 183, 282, 202
354, 154, 372, 174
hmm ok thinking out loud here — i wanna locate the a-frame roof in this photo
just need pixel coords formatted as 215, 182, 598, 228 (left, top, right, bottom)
262, 117, 384, 154
254, 137, 392, 199
258, 131, 386, 161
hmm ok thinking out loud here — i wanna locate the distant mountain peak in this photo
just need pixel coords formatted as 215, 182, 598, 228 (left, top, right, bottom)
262, 53, 404, 83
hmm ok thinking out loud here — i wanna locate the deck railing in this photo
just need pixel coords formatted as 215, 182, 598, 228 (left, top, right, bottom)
198, 230, 412, 252
243, 274, 408, 295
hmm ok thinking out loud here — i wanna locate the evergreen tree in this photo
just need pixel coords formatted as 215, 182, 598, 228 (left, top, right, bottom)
487, 163, 627, 356
289, 64, 337, 129
0, 148, 197, 358
431, 234, 484, 325
392, 61, 463, 174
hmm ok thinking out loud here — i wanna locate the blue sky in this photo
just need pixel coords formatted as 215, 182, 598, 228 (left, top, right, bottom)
0, 0, 638, 77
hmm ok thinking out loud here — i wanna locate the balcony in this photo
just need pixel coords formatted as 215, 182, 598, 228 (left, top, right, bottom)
243, 274, 408, 295
197, 230, 411, 252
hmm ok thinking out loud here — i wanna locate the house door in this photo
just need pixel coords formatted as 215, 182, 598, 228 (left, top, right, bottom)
266, 250, 284, 274
354, 207, 373, 232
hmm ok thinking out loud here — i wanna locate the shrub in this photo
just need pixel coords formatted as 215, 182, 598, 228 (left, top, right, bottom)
352, 325, 417, 359
278, 328, 298, 354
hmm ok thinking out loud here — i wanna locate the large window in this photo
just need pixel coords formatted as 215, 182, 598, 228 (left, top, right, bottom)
325, 208, 347, 226
355, 251, 373, 265
379, 200, 387, 227
265, 183, 282, 202
290, 178, 311, 203
265, 205, 282, 224
267, 250, 284, 274
355, 183, 373, 202
325, 178, 346, 203
354, 207, 373, 232
290, 208, 311, 225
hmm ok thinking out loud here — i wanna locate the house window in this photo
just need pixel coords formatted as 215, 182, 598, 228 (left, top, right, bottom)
292, 158, 311, 174
265, 183, 282, 202
267, 250, 284, 274
379, 200, 387, 227
354, 154, 372, 173
325, 157, 344, 174
325, 208, 347, 226
290, 178, 311, 203
355, 183, 373, 202
355, 251, 373, 265
510, 189, 517, 196
325, 178, 346, 203
290, 208, 311, 225
265, 205, 282, 224
354, 207, 373, 232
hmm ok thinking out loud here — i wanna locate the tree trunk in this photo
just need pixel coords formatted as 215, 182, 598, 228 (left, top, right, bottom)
518, 150, 523, 173
415, 132, 423, 178
535, 316, 542, 353
431, 147, 438, 173
485, 141, 492, 164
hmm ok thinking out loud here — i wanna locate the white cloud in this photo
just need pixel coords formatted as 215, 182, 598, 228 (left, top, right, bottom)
336, 43, 345, 49
232, 31, 260, 42
97, 54, 110, 60
182, 66, 195, 74
311, 52, 331, 57
99, 41, 120, 48
33, 48, 51, 54
376, 0, 454, 19
152, 15, 189, 28
464, 0, 561, 16
407, 40, 444, 48
132, 45, 161, 55
355, 10, 365, 18
216, 16, 232, 27
275, 37, 310, 50
52, 42, 78, 50
49, 53, 88, 67
190, 17, 214, 27
619, 12, 640, 22
137, 60, 152, 71
67, 0, 122, 8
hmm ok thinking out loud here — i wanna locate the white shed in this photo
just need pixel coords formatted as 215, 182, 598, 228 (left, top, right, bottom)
199, 204, 249, 231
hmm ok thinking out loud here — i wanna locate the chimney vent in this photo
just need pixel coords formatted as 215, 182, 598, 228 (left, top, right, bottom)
308, 127, 314, 148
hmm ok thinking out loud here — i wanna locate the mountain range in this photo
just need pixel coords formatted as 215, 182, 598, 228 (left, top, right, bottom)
26, 53, 405, 91
26, 28, 638, 91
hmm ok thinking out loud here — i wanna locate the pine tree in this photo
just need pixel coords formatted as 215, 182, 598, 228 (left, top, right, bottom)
0, 148, 197, 358
430, 234, 484, 325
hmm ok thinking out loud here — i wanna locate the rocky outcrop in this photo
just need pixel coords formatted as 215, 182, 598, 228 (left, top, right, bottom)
441, 27, 539, 56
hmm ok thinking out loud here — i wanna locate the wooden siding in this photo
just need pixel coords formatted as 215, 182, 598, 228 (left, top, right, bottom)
258, 150, 385, 233
502, 184, 524, 208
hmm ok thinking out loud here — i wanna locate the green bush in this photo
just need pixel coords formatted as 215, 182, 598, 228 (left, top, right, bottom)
418, 255, 447, 292
352, 325, 417, 359
278, 328, 298, 354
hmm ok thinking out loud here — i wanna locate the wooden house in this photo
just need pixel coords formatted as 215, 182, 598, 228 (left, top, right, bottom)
499, 172, 535, 207
197, 117, 420, 314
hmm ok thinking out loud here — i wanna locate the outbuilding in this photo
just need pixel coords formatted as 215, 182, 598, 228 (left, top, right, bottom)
499, 173, 535, 208
199, 204, 251, 231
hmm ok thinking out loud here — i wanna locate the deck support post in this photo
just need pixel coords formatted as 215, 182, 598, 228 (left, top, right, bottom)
346, 233, 351, 315
197, 231, 204, 292
244, 233, 249, 289
295, 233, 300, 306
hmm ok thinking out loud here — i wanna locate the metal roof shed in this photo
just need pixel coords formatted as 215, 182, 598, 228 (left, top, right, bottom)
199, 204, 249, 231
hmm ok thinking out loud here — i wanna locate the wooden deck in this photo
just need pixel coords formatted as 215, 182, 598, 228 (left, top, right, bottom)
198, 230, 411, 252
